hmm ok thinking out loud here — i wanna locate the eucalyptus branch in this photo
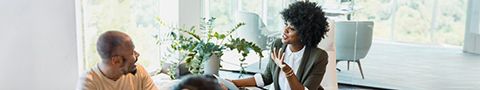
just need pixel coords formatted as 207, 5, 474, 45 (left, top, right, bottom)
178, 27, 202, 41
219, 22, 246, 45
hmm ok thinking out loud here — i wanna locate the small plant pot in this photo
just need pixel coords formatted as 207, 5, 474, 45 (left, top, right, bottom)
203, 54, 220, 75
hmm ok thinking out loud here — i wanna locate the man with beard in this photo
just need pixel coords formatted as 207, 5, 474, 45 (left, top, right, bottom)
77, 31, 157, 90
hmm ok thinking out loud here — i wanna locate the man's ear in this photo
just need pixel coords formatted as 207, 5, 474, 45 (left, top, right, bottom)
111, 56, 123, 65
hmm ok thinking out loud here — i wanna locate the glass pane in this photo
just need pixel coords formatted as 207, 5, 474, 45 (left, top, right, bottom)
81, 0, 161, 71
353, 0, 394, 40
241, 0, 263, 15
433, 0, 467, 46
266, 0, 284, 33
209, 0, 235, 32
393, 0, 434, 44
352, 0, 466, 46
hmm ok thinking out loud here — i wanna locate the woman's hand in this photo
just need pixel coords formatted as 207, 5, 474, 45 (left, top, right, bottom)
272, 48, 303, 89
271, 48, 293, 73
271, 47, 285, 68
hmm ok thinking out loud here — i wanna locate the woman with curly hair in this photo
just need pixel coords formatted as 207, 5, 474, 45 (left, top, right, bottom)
229, 1, 330, 90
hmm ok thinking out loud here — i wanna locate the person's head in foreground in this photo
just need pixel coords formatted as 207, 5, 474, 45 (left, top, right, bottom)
173, 75, 227, 90
77, 31, 157, 90
280, 1, 329, 47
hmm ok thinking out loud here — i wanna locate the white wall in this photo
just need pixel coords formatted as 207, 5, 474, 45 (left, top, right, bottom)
0, 0, 78, 89
159, 0, 180, 24
157, 0, 201, 27
464, 0, 480, 54
179, 0, 203, 26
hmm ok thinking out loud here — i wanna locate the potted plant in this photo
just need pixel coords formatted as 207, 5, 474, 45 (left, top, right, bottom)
157, 17, 264, 77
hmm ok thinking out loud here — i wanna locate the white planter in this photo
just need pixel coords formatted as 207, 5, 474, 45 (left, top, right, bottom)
203, 54, 220, 75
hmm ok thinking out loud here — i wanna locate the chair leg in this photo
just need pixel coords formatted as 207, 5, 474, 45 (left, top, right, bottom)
347, 61, 350, 70
336, 60, 341, 72
357, 60, 365, 79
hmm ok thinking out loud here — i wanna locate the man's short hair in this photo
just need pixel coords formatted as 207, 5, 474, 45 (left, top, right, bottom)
96, 31, 128, 60
172, 75, 223, 90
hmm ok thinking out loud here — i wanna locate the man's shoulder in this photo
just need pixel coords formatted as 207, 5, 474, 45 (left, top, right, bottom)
134, 65, 151, 77
77, 68, 99, 90
132, 65, 158, 90
79, 67, 100, 82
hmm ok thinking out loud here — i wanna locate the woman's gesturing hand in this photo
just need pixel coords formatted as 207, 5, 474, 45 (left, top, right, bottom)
271, 47, 295, 74
271, 47, 286, 68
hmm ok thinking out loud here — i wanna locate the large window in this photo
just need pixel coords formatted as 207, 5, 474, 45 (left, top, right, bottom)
353, 0, 467, 46
79, 0, 162, 71
78, 0, 468, 71
311, 0, 467, 46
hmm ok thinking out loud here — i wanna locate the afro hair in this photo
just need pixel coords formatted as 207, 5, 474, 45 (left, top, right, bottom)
280, 1, 329, 47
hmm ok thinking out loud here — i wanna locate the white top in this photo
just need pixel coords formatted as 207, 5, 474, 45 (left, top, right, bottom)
77, 65, 158, 90
254, 45, 309, 90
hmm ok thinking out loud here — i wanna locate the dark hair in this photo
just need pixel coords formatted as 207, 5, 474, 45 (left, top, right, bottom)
96, 31, 127, 60
172, 75, 223, 90
280, 1, 329, 47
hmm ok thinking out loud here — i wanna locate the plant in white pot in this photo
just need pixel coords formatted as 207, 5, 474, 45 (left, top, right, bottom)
159, 17, 264, 77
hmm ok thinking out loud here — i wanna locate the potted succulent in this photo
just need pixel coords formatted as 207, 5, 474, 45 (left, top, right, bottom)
157, 17, 264, 78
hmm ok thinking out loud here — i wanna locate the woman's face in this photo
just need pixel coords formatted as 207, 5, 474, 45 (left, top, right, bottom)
282, 22, 301, 45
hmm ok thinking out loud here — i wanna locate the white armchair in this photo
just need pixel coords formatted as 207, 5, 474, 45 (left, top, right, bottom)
335, 21, 374, 79
235, 11, 268, 50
